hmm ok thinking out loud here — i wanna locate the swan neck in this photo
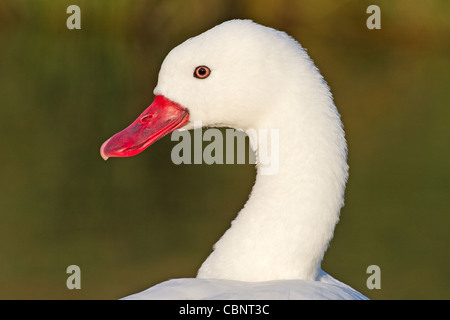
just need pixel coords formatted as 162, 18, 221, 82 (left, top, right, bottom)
197, 78, 348, 282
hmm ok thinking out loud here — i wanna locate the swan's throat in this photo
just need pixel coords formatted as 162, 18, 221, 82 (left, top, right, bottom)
197, 96, 348, 282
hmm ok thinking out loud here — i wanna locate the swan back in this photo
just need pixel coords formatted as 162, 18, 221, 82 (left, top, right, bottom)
123, 272, 368, 300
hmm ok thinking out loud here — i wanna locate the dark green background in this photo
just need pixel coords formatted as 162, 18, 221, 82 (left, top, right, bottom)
0, 0, 449, 299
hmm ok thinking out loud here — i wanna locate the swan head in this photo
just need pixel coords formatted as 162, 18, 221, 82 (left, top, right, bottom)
101, 19, 319, 160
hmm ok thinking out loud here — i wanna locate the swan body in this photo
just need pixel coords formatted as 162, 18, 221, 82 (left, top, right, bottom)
122, 271, 367, 300
101, 19, 368, 300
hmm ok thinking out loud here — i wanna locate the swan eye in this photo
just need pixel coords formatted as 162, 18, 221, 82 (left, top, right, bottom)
194, 66, 211, 79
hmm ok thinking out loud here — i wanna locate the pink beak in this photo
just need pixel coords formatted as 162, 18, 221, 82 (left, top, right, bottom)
100, 95, 189, 160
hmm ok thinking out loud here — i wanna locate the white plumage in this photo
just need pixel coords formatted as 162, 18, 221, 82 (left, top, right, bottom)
105, 19, 367, 300
123, 271, 367, 300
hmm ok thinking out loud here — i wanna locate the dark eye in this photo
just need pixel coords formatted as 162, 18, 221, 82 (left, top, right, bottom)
194, 66, 211, 79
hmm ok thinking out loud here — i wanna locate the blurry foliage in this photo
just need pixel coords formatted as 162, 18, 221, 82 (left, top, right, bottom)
0, 0, 449, 299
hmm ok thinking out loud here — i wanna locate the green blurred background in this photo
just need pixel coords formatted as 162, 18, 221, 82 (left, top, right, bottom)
0, 0, 449, 299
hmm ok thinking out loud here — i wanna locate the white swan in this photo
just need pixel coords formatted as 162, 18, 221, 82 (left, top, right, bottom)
100, 19, 368, 300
